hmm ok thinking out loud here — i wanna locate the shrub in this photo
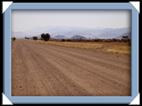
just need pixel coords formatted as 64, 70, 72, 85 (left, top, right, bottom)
25, 37, 30, 40
33, 36, 38, 40
61, 39, 65, 42
122, 36, 129, 39
41, 33, 50, 41
12, 37, 16, 41
66, 39, 71, 42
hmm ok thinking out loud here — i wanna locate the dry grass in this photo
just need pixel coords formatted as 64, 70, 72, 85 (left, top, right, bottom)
48, 41, 103, 49
106, 45, 130, 54
36, 40, 130, 55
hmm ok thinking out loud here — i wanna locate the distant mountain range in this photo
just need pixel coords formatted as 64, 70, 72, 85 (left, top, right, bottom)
71, 35, 87, 40
12, 26, 131, 39
53, 35, 67, 40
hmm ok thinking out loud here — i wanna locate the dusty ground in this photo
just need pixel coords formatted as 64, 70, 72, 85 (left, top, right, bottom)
12, 40, 131, 96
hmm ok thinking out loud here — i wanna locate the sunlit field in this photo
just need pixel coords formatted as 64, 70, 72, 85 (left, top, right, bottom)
36, 40, 130, 55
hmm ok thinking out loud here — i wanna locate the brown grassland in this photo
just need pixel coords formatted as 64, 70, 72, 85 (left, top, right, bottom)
37, 40, 130, 55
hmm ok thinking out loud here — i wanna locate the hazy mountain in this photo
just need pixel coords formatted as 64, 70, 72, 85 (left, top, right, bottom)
53, 35, 67, 39
12, 31, 41, 39
71, 35, 87, 40
12, 32, 27, 38
97, 28, 130, 39
115, 32, 131, 39
12, 26, 130, 39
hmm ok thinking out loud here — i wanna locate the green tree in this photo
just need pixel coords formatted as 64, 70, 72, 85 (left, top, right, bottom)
41, 33, 50, 41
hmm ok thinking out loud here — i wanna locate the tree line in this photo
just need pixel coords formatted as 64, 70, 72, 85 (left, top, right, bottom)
12, 33, 51, 41
12, 33, 130, 43
27, 33, 50, 41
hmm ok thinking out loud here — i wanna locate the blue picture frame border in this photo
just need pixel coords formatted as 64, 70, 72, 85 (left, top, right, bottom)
3, 3, 139, 104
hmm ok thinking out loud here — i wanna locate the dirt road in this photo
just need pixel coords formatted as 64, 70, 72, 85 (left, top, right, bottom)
12, 40, 131, 96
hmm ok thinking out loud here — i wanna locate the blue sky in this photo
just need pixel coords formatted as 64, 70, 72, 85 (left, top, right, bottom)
12, 10, 130, 32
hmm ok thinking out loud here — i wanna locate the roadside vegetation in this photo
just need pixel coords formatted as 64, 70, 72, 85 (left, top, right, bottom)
24, 33, 51, 41
17, 33, 130, 55
37, 40, 130, 55
12, 37, 16, 41
41, 33, 50, 41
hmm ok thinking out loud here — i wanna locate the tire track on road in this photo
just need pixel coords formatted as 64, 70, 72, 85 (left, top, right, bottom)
28, 41, 130, 95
